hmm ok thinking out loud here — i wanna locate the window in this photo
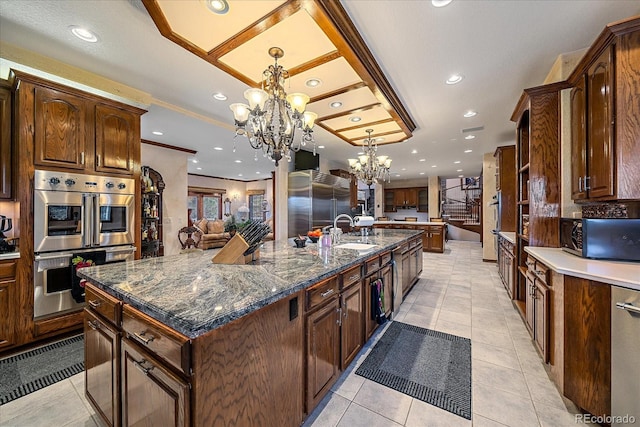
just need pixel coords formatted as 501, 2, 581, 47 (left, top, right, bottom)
188, 187, 224, 221
247, 190, 266, 221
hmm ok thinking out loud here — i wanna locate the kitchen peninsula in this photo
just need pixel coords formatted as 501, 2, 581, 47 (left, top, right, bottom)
78, 229, 422, 427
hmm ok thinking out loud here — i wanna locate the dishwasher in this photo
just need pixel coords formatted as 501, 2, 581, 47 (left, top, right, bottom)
611, 286, 640, 425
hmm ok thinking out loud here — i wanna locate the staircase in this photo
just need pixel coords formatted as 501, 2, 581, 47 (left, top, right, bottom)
440, 179, 482, 239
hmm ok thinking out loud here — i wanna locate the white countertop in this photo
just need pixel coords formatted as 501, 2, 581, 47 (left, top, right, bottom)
0, 251, 20, 260
498, 232, 516, 244
525, 247, 640, 291
375, 221, 446, 226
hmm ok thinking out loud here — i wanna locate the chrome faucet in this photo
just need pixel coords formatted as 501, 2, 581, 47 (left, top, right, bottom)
332, 214, 354, 244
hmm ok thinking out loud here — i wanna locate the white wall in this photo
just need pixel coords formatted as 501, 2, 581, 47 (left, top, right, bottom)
482, 152, 497, 261
141, 144, 189, 256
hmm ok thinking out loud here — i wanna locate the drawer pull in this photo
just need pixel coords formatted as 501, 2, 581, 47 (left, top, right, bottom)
348, 274, 360, 282
321, 289, 335, 298
133, 359, 154, 376
535, 270, 546, 275
87, 320, 99, 330
616, 302, 640, 314
133, 331, 155, 345
88, 299, 102, 308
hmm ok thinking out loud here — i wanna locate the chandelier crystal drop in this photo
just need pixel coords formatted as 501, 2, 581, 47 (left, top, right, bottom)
230, 47, 318, 166
348, 129, 392, 186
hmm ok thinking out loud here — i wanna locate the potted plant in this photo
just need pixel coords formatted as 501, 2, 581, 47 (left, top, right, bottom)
224, 215, 238, 236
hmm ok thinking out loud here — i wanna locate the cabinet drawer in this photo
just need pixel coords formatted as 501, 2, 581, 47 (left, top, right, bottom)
306, 276, 339, 311
364, 256, 380, 276
409, 238, 419, 248
533, 261, 549, 285
340, 265, 362, 290
380, 251, 392, 267
0, 260, 17, 280
85, 284, 121, 326
122, 305, 190, 376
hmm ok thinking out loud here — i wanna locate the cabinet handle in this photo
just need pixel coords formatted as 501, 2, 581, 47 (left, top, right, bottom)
87, 320, 99, 330
584, 176, 591, 190
336, 307, 342, 325
578, 176, 582, 193
133, 358, 154, 376
616, 302, 640, 314
96, 154, 101, 167
88, 299, 102, 308
321, 289, 335, 298
80, 152, 85, 165
132, 331, 154, 345
348, 274, 360, 283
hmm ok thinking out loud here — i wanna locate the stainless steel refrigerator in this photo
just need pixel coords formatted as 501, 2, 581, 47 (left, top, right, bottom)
288, 170, 352, 238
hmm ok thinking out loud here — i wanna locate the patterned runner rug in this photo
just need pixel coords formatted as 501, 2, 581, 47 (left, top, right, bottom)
0, 334, 84, 405
356, 321, 472, 419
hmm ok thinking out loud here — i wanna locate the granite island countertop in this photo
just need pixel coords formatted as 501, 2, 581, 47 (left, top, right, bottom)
78, 229, 420, 339
374, 221, 446, 226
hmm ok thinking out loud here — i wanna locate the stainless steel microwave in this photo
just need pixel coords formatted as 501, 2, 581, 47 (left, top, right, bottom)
560, 218, 640, 262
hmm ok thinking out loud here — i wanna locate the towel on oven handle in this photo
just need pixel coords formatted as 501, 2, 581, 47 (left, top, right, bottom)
70, 250, 106, 303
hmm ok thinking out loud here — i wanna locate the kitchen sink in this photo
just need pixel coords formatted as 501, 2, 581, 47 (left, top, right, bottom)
333, 243, 378, 251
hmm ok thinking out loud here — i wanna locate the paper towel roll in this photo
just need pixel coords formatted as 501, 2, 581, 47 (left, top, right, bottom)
353, 215, 375, 227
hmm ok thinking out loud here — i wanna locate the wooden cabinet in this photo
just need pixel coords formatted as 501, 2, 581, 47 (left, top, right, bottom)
121, 338, 190, 427
417, 188, 428, 212
385, 187, 425, 211
393, 188, 417, 208
564, 276, 611, 418
84, 309, 120, 427
0, 80, 12, 199
95, 104, 138, 175
0, 259, 17, 349
494, 146, 516, 232
340, 280, 363, 369
380, 263, 393, 318
384, 189, 396, 212
569, 26, 640, 201
141, 166, 165, 258
524, 256, 550, 362
497, 236, 516, 299
330, 169, 358, 209
423, 225, 444, 253
305, 282, 340, 412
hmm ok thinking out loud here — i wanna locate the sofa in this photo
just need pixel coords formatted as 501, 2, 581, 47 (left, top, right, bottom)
193, 218, 231, 249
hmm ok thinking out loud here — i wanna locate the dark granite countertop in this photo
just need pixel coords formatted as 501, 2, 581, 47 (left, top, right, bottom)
78, 229, 420, 339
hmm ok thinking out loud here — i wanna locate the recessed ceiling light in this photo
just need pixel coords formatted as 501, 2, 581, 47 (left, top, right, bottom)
69, 26, 98, 43
446, 74, 464, 85
457, 169, 463, 172
419, 159, 426, 162
463, 110, 477, 118
197, 167, 202, 170
329, 101, 342, 108
458, 175, 464, 178
464, 149, 473, 153
238, 173, 243, 177
431, 165, 437, 168
454, 161, 461, 164
213, 147, 223, 151
375, 137, 385, 143
305, 78, 322, 88
234, 160, 242, 163
192, 159, 199, 164
357, 151, 364, 155
213, 93, 227, 101
395, 174, 401, 177
205, 0, 229, 14
465, 135, 476, 140
318, 145, 325, 149
432, 0, 453, 7
401, 168, 407, 171
256, 171, 261, 174
152, 131, 163, 136
411, 149, 417, 154
419, 172, 425, 175
350, 116, 362, 123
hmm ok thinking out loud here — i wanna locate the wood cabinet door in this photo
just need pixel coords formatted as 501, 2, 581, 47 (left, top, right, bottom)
0, 85, 11, 199
34, 86, 88, 170
405, 188, 417, 207
380, 264, 393, 317
401, 252, 411, 296
429, 226, 444, 253
121, 338, 190, 427
506, 250, 515, 300
363, 274, 379, 339
85, 309, 120, 427
306, 298, 340, 411
340, 283, 363, 369
95, 104, 136, 175
0, 279, 16, 349
570, 76, 588, 200
394, 189, 406, 206
533, 281, 549, 363
587, 46, 615, 199
525, 273, 535, 333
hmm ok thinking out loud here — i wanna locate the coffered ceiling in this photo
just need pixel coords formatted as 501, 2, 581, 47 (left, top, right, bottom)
142, 0, 415, 147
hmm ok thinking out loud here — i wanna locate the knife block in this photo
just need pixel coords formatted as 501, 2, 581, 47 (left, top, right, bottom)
211, 233, 258, 265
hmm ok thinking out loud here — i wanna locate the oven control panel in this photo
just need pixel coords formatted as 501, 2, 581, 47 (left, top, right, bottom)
35, 170, 134, 195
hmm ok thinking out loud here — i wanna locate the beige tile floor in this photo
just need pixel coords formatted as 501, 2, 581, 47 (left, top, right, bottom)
0, 241, 580, 427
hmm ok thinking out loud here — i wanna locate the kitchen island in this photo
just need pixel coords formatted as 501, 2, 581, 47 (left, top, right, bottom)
78, 229, 422, 427
374, 220, 446, 253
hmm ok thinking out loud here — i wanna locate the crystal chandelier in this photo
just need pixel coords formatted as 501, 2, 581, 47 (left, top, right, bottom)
229, 47, 318, 166
348, 129, 392, 186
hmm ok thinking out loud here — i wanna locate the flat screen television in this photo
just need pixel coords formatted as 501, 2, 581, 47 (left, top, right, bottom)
294, 149, 319, 171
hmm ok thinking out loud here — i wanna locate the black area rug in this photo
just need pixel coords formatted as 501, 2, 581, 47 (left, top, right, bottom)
0, 334, 84, 405
356, 321, 472, 419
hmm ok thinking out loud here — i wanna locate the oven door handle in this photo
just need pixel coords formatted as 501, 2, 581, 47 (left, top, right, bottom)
93, 194, 101, 247
83, 194, 93, 248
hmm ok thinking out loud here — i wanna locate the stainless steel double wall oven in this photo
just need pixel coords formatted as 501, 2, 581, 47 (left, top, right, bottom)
33, 169, 136, 319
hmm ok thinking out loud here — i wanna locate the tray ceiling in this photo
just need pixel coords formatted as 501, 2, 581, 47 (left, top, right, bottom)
142, 0, 415, 147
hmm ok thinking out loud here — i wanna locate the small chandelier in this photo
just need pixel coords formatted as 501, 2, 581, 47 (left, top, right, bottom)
230, 47, 318, 166
348, 129, 392, 186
